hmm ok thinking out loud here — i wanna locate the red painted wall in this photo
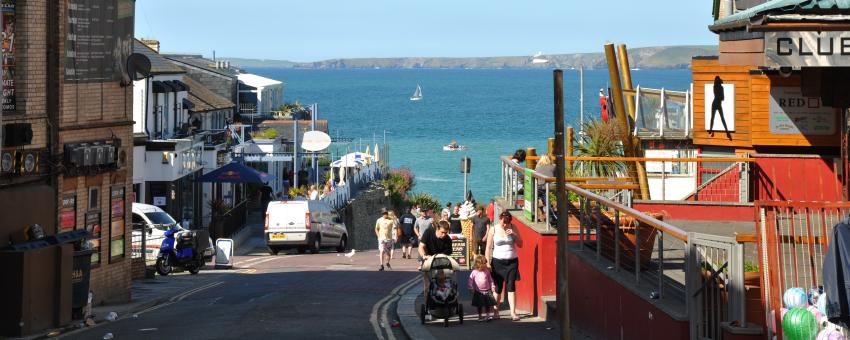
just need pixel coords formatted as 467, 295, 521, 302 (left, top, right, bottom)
569, 253, 689, 340
511, 217, 558, 315
633, 202, 754, 222
753, 156, 842, 201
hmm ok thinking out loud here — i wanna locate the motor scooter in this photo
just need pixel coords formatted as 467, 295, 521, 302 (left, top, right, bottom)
155, 226, 207, 276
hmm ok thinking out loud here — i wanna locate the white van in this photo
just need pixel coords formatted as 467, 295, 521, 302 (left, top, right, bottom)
265, 200, 348, 255
131, 203, 214, 262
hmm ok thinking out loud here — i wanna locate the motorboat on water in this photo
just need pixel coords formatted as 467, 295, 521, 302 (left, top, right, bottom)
532, 51, 548, 64
443, 140, 467, 151
410, 84, 423, 101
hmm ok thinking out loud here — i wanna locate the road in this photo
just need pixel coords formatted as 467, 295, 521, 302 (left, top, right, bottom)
63, 244, 421, 340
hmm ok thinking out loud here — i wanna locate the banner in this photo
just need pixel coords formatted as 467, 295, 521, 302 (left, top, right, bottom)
2, 0, 15, 112
65, 0, 134, 82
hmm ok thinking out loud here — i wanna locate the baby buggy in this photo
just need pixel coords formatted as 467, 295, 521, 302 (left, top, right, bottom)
420, 254, 464, 327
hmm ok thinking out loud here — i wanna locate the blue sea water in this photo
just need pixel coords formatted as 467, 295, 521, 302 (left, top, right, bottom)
246, 68, 692, 204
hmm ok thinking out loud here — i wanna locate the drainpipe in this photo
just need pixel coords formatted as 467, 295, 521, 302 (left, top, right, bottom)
144, 78, 151, 137
173, 88, 178, 137
153, 92, 159, 139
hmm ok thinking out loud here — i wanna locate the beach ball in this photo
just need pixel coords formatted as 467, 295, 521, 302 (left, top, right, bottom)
818, 294, 829, 316
785, 287, 809, 309
783, 307, 819, 340
817, 329, 846, 340
770, 308, 789, 333
808, 305, 824, 322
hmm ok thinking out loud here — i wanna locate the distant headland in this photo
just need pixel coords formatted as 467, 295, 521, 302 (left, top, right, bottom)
224, 45, 717, 70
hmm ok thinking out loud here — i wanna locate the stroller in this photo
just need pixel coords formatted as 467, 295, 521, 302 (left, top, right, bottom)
420, 254, 464, 327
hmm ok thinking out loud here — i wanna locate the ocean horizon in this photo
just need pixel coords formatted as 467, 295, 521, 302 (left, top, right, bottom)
246, 68, 692, 204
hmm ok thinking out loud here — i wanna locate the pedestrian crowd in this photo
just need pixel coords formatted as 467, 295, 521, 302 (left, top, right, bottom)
374, 197, 524, 322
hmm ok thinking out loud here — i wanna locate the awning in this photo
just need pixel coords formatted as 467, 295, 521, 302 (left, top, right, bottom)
152, 81, 169, 93
182, 98, 195, 110
165, 80, 188, 92
196, 162, 276, 183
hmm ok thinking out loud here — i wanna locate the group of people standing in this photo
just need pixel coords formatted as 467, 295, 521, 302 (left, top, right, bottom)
374, 200, 523, 321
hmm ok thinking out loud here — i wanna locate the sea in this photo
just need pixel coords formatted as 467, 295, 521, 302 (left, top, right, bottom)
246, 67, 692, 204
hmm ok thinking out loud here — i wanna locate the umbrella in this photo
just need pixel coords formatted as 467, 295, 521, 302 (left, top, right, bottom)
338, 166, 346, 186
364, 145, 372, 164
330, 158, 366, 168
374, 143, 380, 163
196, 162, 276, 183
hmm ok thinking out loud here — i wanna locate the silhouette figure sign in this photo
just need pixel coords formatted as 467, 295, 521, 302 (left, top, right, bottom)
704, 76, 735, 134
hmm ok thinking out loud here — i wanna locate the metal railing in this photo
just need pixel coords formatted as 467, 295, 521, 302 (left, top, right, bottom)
321, 162, 382, 211
499, 156, 750, 339
756, 200, 849, 339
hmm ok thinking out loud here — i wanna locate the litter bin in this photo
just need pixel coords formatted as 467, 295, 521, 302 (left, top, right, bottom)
71, 249, 94, 314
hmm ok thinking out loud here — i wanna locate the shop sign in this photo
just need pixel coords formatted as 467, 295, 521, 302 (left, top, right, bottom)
450, 236, 468, 268
769, 87, 836, 135
65, 0, 133, 82
153, 196, 166, 206
766, 31, 850, 67
2, 0, 15, 112
704, 80, 736, 132
60, 195, 77, 231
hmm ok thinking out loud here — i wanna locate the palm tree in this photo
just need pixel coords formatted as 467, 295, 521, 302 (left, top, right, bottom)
574, 120, 625, 177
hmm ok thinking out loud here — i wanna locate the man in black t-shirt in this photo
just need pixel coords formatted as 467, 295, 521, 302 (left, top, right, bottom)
418, 221, 452, 295
471, 206, 491, 255
398, 208, 418, 259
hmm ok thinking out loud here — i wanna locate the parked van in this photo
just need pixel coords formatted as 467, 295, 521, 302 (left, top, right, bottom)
131, 203, 214, 262
265, 200, 348, 255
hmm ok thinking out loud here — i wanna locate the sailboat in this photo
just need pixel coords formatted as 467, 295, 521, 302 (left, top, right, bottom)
410, 84, 423, 101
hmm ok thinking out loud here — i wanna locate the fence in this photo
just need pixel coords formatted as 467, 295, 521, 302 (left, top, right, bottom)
499, 156, 750, 340
321, 162, 382, 211
756, 200, 850, 339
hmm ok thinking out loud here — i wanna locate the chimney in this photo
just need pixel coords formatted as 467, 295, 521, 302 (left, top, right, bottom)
140, 38, 160, 52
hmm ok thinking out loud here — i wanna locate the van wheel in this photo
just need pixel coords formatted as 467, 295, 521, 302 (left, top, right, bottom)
310, 235, 321, 254
268, 247, 280, 255
336, 236, 347, 253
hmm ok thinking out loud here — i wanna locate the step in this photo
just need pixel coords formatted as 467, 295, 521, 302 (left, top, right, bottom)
541, 295, 557, 322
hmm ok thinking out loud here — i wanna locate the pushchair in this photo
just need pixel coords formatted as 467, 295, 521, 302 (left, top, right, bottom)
420, 254, 464, 327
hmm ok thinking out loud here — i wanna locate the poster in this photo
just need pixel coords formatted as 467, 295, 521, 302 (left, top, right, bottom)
2, 0, 15, 112
60, 195, 77, 232
523, 169, 534, 221
86, 211, 101, 264
153, 196, 166, 206
110, 186, 125, 260
65, 0, 134, 82
769, 87, 836, 135
704, 83, 735, 132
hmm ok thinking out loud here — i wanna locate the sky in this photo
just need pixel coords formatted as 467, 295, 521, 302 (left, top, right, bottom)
135, 1, 717, 62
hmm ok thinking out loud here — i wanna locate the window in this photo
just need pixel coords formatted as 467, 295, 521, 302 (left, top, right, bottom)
109, 186, 126, 261
88, 187, 100, 210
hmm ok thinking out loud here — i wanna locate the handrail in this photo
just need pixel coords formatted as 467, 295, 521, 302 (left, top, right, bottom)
755, 200, 850, 209
565, 182, 689, 241
523, 155, 755, 163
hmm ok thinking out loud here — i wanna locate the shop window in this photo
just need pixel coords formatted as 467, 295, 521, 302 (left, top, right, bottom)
60, 194, 77, 233
86, 211, 102, 265
109, 186, 125, 261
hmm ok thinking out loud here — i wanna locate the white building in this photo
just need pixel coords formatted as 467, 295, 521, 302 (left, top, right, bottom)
237, 73, 284, 114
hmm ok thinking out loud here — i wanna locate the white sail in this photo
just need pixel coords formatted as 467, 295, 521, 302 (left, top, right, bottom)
410, 84, 422, 101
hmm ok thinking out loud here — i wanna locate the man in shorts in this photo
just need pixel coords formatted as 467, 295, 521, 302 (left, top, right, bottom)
375, 208, 397, 271
472, 206, 491, 255
398, 207, 418, 259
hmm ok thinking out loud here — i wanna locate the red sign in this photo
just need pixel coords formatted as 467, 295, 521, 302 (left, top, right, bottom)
60, 210, 76, 231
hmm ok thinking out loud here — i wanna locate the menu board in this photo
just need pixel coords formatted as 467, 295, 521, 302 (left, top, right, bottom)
60, 195, 77, 232
769, 87, 836, 135
450, 236, 468, 268
110, 186, 125, 260
65, 0, 133, 83
2, 0, 15, 112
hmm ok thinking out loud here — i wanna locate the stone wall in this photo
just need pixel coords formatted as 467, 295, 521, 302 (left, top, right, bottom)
339, 184, 394, 251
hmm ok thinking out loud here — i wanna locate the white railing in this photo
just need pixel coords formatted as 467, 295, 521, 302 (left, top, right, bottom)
321, 163, 382, 211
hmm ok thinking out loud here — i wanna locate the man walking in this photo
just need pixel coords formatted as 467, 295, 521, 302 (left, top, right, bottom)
375, 208, 397, 271
442, 202, 452, 220
472, 206, 491, 255
415, 208, 434, 243
399, 207, 418, 259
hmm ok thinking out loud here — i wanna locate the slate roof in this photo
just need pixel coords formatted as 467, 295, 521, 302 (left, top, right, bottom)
133, 40, 185, 75
182, 76, 235, 113
713, 0, 850, 29
163, 54, 242, 77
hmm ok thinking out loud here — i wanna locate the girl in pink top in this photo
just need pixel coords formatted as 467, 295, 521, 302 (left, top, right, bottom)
468, 255, 497, 321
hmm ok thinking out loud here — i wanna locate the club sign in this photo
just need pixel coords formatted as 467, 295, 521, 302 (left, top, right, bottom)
766, 31, 850, 67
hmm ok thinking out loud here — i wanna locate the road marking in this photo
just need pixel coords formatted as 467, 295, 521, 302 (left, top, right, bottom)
371, 277, 419, 340
170, 281, 225, 302
208, 296, 223, 306
236, 254, 303, 267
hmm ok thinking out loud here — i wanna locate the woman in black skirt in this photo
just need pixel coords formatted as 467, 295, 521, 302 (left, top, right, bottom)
485, 211, 522, 321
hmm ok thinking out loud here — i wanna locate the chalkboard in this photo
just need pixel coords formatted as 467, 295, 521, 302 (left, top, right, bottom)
450, 235, 468, 268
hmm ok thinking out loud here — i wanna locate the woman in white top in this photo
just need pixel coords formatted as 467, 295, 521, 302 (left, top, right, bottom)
486, 210, 523, 321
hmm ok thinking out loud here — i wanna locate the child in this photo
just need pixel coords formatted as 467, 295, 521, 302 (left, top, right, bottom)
468, 255, 497, 321
433, 271, 453, 302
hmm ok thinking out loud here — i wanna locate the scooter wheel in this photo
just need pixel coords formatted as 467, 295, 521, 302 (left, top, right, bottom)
156, 258, 172, 276
189, 265, 201, 275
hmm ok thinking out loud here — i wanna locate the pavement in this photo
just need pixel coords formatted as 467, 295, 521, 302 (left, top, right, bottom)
397, 269, 593, 340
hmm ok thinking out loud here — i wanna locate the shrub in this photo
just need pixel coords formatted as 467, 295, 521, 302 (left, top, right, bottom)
408, 192, 442, 212
381, 167, 416, 200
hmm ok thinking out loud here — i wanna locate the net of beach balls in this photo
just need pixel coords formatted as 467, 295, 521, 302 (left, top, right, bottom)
771, 287, 848, 340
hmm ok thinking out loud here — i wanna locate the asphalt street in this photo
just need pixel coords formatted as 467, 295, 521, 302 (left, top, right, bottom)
62, 244, 421, 340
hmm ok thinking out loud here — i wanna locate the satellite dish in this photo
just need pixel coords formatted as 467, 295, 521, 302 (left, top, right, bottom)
301, 131, 332, 151
126, 53, 151, 81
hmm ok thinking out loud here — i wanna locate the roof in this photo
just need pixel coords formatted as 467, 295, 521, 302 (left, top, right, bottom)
237, 73, 283, 88
163, 54, 242, 77
182, 76, 235, 113
133, 40, 185, 75
712, 0, 850, 29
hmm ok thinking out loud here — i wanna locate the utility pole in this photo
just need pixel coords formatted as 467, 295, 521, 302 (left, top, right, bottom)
553, 70, 571, 340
